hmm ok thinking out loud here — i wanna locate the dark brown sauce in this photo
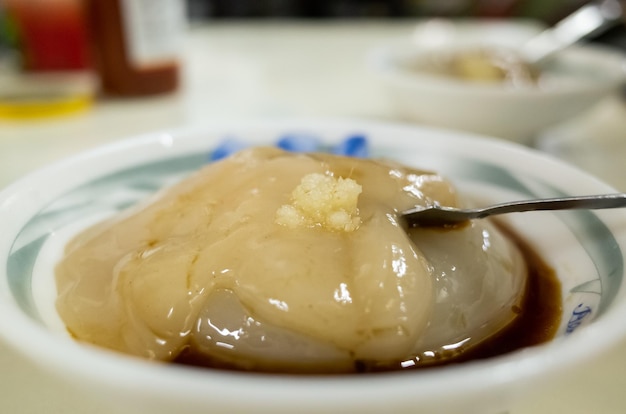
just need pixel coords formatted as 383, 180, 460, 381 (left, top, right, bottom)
174, 222, 562, 374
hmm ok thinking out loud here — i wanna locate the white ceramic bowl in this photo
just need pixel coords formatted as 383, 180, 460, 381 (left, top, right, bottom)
369, 21, 626, 144
2, 119, 626, 414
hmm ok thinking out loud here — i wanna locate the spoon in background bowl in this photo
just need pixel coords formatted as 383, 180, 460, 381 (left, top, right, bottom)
520, 0, 625, 65
436, 0, 625, 84
403, 193, 626, 227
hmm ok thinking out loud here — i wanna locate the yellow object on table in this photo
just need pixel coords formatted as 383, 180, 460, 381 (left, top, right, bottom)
0, 71, 95, 120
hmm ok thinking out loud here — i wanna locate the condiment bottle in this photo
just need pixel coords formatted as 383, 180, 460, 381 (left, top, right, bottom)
86, 0, 186, 96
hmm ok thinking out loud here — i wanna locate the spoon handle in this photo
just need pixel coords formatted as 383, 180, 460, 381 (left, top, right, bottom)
467, 193, 626, 218
521, 0, 624, 63
404, 193, 626, 227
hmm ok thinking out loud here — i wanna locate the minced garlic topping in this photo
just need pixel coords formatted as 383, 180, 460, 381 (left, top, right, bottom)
275, 172, 362, 232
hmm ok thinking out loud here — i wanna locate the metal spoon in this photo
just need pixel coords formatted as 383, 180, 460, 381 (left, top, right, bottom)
403, 193, 626, 227
422, 0, 624, 85
519, 0, 625, 64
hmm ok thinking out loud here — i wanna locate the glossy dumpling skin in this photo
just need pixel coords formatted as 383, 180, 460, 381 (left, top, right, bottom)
55, 147, 525, 373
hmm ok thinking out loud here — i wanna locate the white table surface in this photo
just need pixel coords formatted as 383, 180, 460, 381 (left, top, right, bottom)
1, 21, 626, 414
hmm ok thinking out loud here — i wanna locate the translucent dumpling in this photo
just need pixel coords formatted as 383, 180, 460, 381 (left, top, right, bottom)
55, 147, 526, 373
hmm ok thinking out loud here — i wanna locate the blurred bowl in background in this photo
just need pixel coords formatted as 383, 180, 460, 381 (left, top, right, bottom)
369, 20, 626, 144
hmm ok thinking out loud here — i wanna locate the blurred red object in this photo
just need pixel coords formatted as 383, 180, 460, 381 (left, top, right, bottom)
3, 0, 90, 71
